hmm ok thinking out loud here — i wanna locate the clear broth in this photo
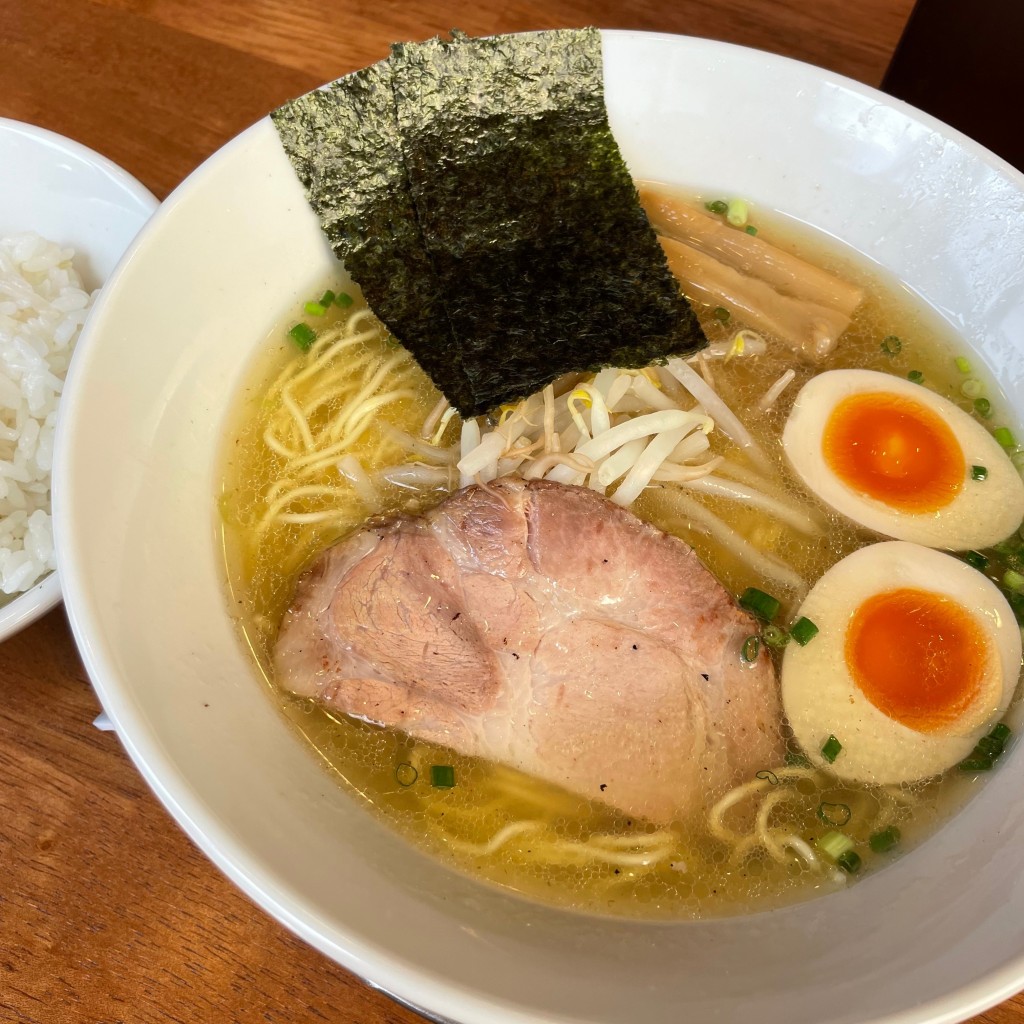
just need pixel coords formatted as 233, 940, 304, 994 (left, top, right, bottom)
218, 198, 1017, 919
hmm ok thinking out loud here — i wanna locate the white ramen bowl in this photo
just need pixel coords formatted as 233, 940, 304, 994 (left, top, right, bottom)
53, 31, 1024, 1024
0, 118, 156, 642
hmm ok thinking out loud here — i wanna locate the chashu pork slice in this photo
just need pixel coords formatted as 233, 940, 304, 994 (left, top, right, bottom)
274, 477, 783, 823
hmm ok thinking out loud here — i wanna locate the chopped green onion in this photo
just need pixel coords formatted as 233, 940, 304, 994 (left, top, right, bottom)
869, 826, 901, 853
958, 755, 993, 772
745, 225, 758, 236
304, 300, 327, 317
784, 750, 812, 768
995, 536, 1024, 563
971, 465, 989, 481
880, 335, 902, 356
990, 722, 1012, 744
975, 735, 1004, 758
738, 587, 781, 621
974, 397, 992, 418
705, 199, 728, 215
1003, 568, 1024, 593
821, 734, 842, 763
287, 322, 317, 351
334, 291, 354, 308
968, 722, 1012, 762
430, 764, 456, 788
762, 624, 791, 649
964, 550, 989, 572
817, 830, 854, 861
817, 801, 852, 827
713, 306, 731, 323
994, 426, 1017, 449
395, 762, 418, 787
755, 770, 780, 785
319, 289, 336, 307
955, 356, 972, 374
961, 379, 984, 399
1013, 451, 1024, 472
790, 616, 819, 646
907, 369, 925, 384
836, 850, 862, 874
726, 198, 749, 227
741, 635, 761, 663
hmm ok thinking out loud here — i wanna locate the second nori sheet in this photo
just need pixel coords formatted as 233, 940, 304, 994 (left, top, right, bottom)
272, 28, 706, 417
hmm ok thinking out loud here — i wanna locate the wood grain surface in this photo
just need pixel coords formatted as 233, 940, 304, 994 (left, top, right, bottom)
0, 2, 1019, 1022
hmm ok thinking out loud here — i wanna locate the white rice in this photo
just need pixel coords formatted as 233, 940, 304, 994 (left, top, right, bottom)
0, 233, 93, 595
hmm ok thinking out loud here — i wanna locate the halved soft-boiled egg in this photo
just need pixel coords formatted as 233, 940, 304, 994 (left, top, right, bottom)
782, 542, 1020, 784
782, 368, 1024, 549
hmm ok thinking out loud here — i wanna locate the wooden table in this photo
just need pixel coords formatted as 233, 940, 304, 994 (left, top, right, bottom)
0, 2, 1016, 1022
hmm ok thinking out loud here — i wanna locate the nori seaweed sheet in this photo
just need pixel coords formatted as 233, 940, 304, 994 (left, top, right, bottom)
270, 61, 467, 396
272, 28, 706, 417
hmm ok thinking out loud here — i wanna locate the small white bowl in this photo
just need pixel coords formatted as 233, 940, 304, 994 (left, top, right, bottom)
0, 119, 157, 641
53, 33, 1024, 1024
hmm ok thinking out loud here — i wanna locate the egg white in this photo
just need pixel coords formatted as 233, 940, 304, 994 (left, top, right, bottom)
782, 368, 1024, 550
782, 541, 1020, 785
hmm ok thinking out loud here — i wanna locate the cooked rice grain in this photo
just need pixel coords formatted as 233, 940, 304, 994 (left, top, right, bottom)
0, 233, 92, 595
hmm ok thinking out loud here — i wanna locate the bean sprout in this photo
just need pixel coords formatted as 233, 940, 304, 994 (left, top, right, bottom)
665, 357, 774, 475
337, 455, 379, 509
682, 473, 825, 536
758, 368, 797, 412
613, 427, 688, 506
421, 395, 450, 439
654, 487, 807, 594
431, 406, 457, 446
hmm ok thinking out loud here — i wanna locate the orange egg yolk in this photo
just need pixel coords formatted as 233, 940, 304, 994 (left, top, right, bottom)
822, 391, 964, 512
845, 587, 988, 733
